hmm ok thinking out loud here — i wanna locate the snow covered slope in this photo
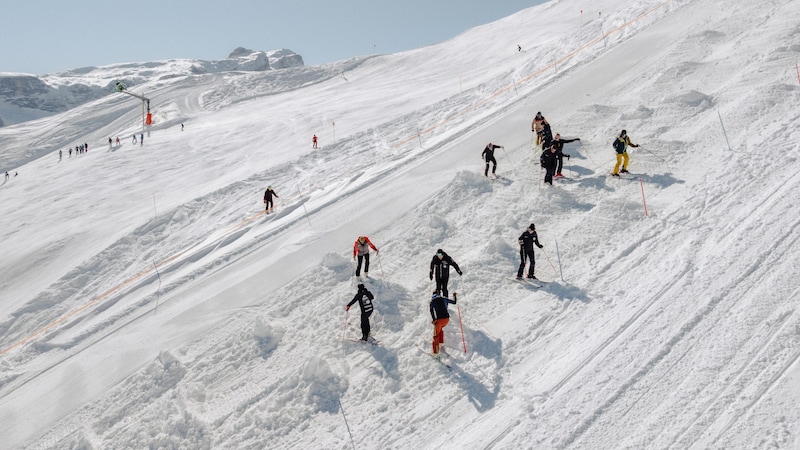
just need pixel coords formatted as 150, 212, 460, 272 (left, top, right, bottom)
1, 0, 799, 448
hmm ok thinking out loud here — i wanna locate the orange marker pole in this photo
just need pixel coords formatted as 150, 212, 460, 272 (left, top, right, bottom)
640, 178, 649, 217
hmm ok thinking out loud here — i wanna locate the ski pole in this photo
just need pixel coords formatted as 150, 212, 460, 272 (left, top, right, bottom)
541, 247, 560, 279
377, 252, 386, 282
342, 309, 349, 342
457, 304, 467, 354
555, 239, 565, 283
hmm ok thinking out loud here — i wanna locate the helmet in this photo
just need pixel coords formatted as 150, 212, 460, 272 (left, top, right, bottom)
431, 292, 441, 299
359, 236, 366, 243
621, 129, 627, 136
357, 283, 365, 289
529, 223, 535, 230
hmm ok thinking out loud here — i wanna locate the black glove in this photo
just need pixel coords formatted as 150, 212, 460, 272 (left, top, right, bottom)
457, 270, 463, 276
577, 138, 581, 141
453, 293, 458, 304
538, 244, 543, 249
566, 154, 571, 159
429, 271, 433, 280
346, 305, 350, 311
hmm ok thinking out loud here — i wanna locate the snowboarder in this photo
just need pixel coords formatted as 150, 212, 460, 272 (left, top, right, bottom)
312, 134, 318, 149
482, 142, 504, 177
347, 283, 375, 342
531, 112, 548, 145
430, 291, 457, 355
517, 223, 544, 279
430, 249, 462, 298
263, 186, 279, 212
541, 145, 558, 185
611, 129, 639, 176
353, 236, 379, 277
551, 133, 580, 178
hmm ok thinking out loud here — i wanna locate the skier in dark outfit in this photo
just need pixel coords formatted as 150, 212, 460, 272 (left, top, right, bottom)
430, 249, 462, 298
481, 142, 504, 177
429, 291, 457, 354
347, 283, 375, 342
540, 122, 554, 150
263, 186, 279, 211
541, 145, 558, 185
517, 223, 544, 279
551, 133, 580, 178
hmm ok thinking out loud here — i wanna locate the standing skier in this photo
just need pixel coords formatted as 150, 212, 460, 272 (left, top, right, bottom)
517, 223, 544, 280
482, 142, 504, 178
611, 129, 639, 176
312, 134, 318, 149
347, 283, 375, 342
353, 236, 379, 278
430, 249, 462, 298
541, 145, 558, 185
531, 112, 548, 145
263, 186, 279, 212
551, 133, 580, 178
430, 292, 457, 355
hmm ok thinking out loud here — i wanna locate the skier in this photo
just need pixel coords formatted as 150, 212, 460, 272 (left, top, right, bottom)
140, 133, 144, 146
541, 145, 558, 185
611, 129, 639, 176
531, 112, 548, 145
430, 249, 462, 298
263, 186, 279, 212
353, 236, 379, 278
181, 123, 184, 131
115, 137, 120, 146
108, 137, 113, 148
539, 121, 555, 150
551, 133, 580, 178
4, 171, 8, 181
132, 135, 137, 144
517, 223, 544, 280
430, 291, 457, 355
346, 283, 375, 342
84, 142, 88, 153
482, 142, 504, 178
59, 150, 62, 161
69, 148, 72, 157
312, 134, 318, 149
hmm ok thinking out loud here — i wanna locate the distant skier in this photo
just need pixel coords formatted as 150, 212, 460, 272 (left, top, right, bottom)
140, 133, 144, 146
353, 236, 379, 278
69, 148, 72, 157
541, 145, 558, 185
115, 137, 120, 146
312, 134, 318, 149
181, 123, 184, 131
263, 186, 279, 212
108, 137, 113, 148
4, 171, 8, 181
430, 249, 462, 298
517, 223, 544, 280
551, 133, 580, 178
84, 142, 88, 153
430, 291, 457, 355
540, 121, 554, 150
611, 129, 639, 176
132, 135, 137, 144
59, 150, 62, 161
347, 283, 375, 342
482, 142, 504, 178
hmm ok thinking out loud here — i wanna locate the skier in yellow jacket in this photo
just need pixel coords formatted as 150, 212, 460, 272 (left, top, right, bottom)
611, 129, 639, 176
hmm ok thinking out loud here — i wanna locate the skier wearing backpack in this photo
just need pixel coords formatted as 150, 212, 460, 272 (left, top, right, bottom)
353, 236, 379, 277
517, 223, 544, 279
429, 291, 457, 355
263, 186, 279, 211
347, 283, 375, 342
541, 145, 558, 185
551, 133, 580, 178
482, 142, 504, 177
430, 249, 462, 298
531, 112, 548, 145
611, 129, 639, 176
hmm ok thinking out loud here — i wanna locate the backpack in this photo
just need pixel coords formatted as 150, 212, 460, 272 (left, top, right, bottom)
613, 137, 625, 152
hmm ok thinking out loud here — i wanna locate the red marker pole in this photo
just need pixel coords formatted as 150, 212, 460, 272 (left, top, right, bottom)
457, 305, 467, 353
640, 178, 649, 217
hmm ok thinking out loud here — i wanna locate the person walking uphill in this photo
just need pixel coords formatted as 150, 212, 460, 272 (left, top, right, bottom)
347, 283, 375, 342
263, 186, 279, 212
353, 236, 379, 277
430, 292, 457, 355
611, 129, 639, 176
482, 142, 504, 178
430, 249, 462, 298
540, 145, 558, 185
517, 223, 544, 279
551, 133, 580, 178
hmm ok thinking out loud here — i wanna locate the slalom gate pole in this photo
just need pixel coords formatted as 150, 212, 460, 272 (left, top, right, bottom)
338, 400, 356, 450
640, 178, 649, 217
501, 146, 517, 177
555, 240, 565, 283
376, 253, 387, 285
717, 111, 733, 152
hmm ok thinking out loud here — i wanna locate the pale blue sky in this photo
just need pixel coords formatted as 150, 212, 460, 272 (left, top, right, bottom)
1, 0, 545, 75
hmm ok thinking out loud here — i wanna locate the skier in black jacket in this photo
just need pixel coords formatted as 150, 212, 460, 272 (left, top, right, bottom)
347, 283, 375, 342
429, 292, 457, 354
430, 249, 462, 298
481, 142, 504, 177
263, 186, 279, 212
541, 146, 558, 185
550, 133, 580, 178
517, 223, 544, 279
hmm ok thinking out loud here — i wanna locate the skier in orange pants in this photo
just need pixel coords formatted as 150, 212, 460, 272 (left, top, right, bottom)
429, 292, 457, 354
